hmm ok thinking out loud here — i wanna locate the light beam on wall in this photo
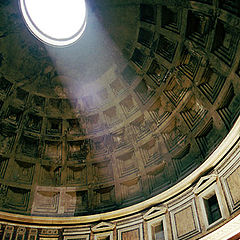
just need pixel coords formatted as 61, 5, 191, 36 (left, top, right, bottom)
19, 0, 87, 46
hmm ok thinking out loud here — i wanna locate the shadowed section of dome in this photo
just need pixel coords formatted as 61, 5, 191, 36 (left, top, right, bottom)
0, 0, 239, 220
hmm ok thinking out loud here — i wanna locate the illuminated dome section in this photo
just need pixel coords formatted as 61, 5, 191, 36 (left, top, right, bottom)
19, 0, 87, 46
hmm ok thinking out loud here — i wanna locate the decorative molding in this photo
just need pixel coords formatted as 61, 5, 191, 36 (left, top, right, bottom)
170, 198, 201, 240
146, 215, 168, 240
117, 222, 144, 240
92, 222, 115, 233
143, 206, 167, 220
193, 174, 218, 194
94, 231, 113, 240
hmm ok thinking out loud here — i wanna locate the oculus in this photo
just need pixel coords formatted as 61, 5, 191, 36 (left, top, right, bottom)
19, 0, 87, 46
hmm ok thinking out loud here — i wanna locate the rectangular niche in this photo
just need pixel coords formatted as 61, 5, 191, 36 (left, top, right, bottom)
71, 98, 82, 112
147, 60, 168, 86
62, 99, 73, 113
40, 165, 61, 186
117, 151, 138, 177
147, 163, 170, 195
67, 165, 87, 185
48, 98, 62, 114
179, 48, 201, 81
16, 88, 29, 103
0, 130, 15, 155
172, 144, 197, 178
119, 95, 139, 118
121, 177, 143, 204
122, 65, 137, 85
96, 88, 109, 105
92, 161, 113, 184
131, 48, 146, 68
186, 11, 210, 47
134, 78, 156, 104
110, 78, 126, 96
32, 190, 60, 215
4, 106, 23, 126
198, 66, 226, 104
169, 197, 201, 240
111, 127, 132, 151
32, 95, 45, 111
219, 0, 240, 16
94, 231, 113, 240
148, 98, 171, 126
93, 186, 115, 209
117, 222, 144, 240
26, 114, 42, 132
4, 187, 30, 212
195, 118, 221, 158
103, 106, 121, 127
64, 191, 88, 215
91, 135, 109, 157
180, 96, 208, 131
217, 83, 240, 131
155, 34, 178, 63
211, 20, 240, 66
198, 183, 226, 229
161, 119, 187, 152
46, 118, 62, 135
139, 139, 162, 167
130, 114, 152, 141
19, 136, 39, 158
82, 95, 97, 111
163, 76, 189, 107
44, 140, 62, 163
161, 6, 181, 33
146, 215, 168, 240
86, 114, 104, 133
140, 4, 156, 24
11, 160, 35, 185
67, 118, 85, 135
67, 140, 89, 163
137, 28, 154, 48
0, 76, 12, 96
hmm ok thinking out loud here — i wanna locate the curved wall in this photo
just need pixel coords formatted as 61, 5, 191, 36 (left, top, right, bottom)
0, 115, 239, 239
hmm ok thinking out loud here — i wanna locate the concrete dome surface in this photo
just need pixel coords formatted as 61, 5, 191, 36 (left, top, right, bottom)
0, 0, 240, 239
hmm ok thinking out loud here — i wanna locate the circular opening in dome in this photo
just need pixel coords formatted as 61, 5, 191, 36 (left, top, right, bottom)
19, 0, 87, 47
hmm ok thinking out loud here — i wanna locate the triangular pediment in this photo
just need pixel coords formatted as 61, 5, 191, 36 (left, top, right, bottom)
143, 206, 167, 220
92, 222, 115, 232
193, 174, 217, 194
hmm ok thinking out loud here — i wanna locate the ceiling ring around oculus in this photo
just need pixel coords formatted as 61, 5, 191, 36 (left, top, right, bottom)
19, 0, 87, 47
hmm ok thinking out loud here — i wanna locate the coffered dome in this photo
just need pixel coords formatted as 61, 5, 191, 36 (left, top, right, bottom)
0, 0, 239, 219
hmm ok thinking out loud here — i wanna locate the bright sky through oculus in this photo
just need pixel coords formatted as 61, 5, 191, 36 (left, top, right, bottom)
20, 0, 87, 46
